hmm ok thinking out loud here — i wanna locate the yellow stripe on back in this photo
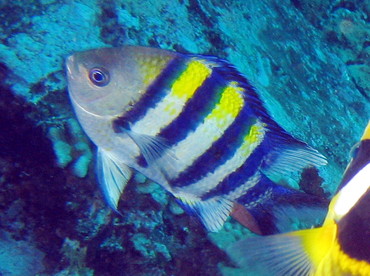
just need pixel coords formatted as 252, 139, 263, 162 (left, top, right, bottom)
136, 53, 174, 86
206, 82, 244, 128
163, 60, 212, 116
172, 82, 245, 175
132, 59, 211, 135
241, 123, 265, 150
180, 121, 266, 197
171, 60, 211, 99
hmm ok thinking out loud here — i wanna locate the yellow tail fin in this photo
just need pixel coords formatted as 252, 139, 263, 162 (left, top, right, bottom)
227, 224, 336, 276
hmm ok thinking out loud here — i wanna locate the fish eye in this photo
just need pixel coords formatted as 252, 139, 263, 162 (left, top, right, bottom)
89, 67, 110, 87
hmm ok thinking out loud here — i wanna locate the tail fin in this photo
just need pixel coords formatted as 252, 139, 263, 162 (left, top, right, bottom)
233, 174, 328, 235
226, 224, 336, 276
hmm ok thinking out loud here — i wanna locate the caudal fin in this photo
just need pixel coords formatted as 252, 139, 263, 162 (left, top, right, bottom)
233, 174, 328, 235
226, 224, 336, 276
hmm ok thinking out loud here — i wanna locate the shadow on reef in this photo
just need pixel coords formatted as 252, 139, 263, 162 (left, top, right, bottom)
0, 84, 71, 272
0, 84, 93, 273
0, 84, 230, 275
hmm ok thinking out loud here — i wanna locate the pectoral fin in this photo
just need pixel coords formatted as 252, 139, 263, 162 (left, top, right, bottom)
96, 148, 132, 212
121, 127, 178, 180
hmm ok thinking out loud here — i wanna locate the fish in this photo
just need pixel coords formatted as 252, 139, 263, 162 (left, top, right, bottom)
227, 121, 370, 275
66, 46, 327, 234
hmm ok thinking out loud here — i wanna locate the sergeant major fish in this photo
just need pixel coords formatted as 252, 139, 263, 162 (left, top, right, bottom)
66, 46, 327, 234
227, 121, 370, 275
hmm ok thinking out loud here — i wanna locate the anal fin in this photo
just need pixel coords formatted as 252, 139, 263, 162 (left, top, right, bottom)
176, 194, 234, 232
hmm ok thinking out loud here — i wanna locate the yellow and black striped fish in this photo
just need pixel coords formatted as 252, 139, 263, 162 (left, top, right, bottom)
227, 121, 370, 275
66, 46, 327, 234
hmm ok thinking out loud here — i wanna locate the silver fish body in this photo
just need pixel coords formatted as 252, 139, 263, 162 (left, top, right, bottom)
66, 46, 327, 233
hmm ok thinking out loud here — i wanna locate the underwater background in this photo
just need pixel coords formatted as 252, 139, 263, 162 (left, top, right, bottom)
0, 0, 369, 275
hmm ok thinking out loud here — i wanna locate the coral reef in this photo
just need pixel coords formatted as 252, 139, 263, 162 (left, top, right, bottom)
47, 118, 93, 178
0, 0, 368, 275
0, 231, 45, 275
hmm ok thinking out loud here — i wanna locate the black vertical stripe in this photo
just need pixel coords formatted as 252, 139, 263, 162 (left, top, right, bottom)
113, 56, 187, 128
170, 104, 259, 188
166, 57, 272, 188
158, 69, 225, 144
200, 143, 267, 200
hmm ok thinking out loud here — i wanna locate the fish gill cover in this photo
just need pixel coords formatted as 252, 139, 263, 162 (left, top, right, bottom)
0, 0, 369, 275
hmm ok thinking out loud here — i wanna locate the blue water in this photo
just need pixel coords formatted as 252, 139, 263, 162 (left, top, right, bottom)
0, 1, 368, 275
